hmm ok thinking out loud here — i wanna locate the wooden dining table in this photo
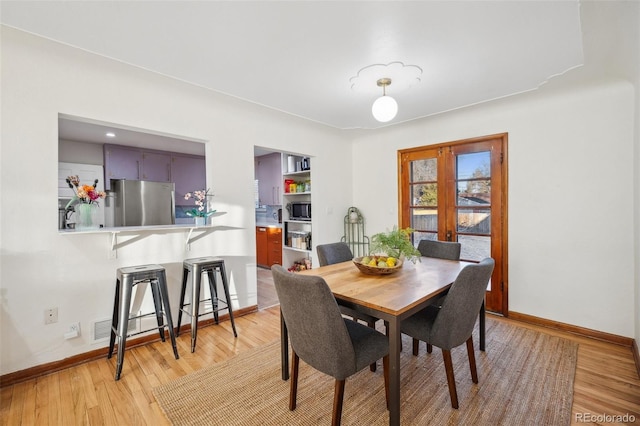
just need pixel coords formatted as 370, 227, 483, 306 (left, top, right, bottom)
280, 256, 480, 426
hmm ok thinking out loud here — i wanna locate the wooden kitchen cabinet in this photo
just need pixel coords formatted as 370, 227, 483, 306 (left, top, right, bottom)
267, 227, 282, 266
256, 227, 269, 267
256, 226, 282, 267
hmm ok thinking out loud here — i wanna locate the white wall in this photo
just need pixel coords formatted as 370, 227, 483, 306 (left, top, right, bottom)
351, 80, 636, 337
635, 57, 640, 360
1, 23, 638, 377
0, 27, 352, 375
628, 0, 640, 362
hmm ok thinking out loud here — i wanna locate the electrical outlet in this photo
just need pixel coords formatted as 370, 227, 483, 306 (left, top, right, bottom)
44, 307, 58, 325
64, 322, 81, 339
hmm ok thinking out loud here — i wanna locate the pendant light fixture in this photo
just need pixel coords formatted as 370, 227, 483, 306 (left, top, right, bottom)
371, 78, 398, 122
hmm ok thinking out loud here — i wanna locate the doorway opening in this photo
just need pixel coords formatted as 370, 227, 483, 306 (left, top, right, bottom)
254, 146, 282, 309
254, 146, 314, 309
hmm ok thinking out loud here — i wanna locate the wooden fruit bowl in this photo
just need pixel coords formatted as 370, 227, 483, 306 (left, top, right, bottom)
353, 256, 403, 275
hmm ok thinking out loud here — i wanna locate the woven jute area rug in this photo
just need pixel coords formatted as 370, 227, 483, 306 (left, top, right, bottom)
154, 318, 577, 425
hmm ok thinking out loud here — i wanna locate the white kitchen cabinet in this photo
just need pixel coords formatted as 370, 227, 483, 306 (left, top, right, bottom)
58, 162, 105, 198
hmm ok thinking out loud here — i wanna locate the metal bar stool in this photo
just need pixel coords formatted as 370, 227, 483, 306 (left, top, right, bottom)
108, 264, 179, 380
177, 256, 238, 352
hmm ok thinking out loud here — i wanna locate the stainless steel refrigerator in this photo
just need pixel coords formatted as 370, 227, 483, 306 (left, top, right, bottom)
112, 180, 176, 226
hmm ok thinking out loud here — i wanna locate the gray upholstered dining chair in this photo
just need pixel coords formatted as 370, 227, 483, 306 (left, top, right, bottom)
317, 242, 384, 372
414, 239, 462, 355
400, 258, 495, 409
417, 239, 462, 260
316, 242, 354, 266
271, 265, 389, 426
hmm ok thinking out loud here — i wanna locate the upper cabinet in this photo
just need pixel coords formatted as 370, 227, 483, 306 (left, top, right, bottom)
103, 144, 205, 194
104, 145, 143, 188
141, 151, 171, 182
255, 152, 282, 206
172, 154, 206, 199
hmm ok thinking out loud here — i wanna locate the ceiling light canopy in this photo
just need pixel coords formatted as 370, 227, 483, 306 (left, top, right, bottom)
372, 78, 398, 123
350, 62, 422, 124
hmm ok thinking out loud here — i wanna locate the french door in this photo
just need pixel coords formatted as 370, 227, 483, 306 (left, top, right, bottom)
399, 134, 507, 314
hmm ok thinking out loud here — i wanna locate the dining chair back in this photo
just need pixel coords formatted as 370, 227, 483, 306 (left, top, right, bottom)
401, 257, 495, 409
430, 258, 494, 349
413, 239, 462, 354
316, 242, 383, 371
271, 265, 389, 425
316, 242, 354, 266
417, 239, 461, 260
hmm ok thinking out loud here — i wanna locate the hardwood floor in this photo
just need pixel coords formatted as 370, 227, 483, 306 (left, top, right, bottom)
257, 266, 279, 309
2, 280, 639, 425
513, 320, 640, 425
1, 308, 282, 426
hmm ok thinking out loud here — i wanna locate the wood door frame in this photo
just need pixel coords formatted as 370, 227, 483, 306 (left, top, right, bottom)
398, 133, 509, 315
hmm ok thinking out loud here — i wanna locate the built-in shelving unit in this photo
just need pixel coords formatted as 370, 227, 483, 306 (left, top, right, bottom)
281, 154, 312, 271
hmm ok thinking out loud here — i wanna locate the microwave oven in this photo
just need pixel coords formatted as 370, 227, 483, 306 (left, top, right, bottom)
289, 202, 311, 221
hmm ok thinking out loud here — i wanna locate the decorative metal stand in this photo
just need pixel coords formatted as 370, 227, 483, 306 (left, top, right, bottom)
341, 207, 370, 257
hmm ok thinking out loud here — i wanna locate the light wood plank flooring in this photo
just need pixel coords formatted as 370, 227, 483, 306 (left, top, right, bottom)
257, 267, 279, 309
2, 276, 639, 425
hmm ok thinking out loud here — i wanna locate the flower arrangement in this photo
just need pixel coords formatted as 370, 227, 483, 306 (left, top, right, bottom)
64, 175, 106, 209
370, 226, 422, 263
183, 188, 216, 218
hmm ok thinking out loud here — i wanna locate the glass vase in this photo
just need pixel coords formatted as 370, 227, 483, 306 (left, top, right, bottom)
75, 203, 98, 230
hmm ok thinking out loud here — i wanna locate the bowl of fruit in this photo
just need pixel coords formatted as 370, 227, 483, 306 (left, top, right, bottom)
353, 255, 403, 275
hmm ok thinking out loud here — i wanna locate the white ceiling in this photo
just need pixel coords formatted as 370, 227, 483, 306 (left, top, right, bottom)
1, 1, 592, 132
58, 114, 207, 155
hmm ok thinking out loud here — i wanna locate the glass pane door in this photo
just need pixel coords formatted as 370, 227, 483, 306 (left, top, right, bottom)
454, 150, 492, 262
409, 156, 439, 242
400, 135, 506, 314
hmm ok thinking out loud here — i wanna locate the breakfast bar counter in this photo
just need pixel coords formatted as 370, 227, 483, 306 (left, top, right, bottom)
58, 223, 216, 235
58, 223, 220, 257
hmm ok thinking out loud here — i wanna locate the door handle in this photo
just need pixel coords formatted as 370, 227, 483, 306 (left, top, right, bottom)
446, 230, 452, 241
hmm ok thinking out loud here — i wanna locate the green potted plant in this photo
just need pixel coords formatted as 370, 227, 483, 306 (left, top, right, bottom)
370, 226, 421, 263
